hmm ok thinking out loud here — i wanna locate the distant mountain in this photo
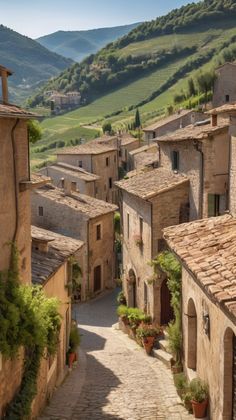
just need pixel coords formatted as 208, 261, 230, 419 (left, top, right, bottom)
0, 24, 73, 103
36, 23, 140, 62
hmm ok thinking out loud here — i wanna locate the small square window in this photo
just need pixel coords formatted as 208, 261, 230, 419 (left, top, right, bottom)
96, 224, 101, 240
109, 177, 112, 189
38, 206, 44, 217
171, 151, 179, 171
78, 161, 83, 168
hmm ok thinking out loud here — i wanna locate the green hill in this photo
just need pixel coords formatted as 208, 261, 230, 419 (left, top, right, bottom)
30, 0, 236, 166
0, 24, 73, 103
36, 23, 140, 62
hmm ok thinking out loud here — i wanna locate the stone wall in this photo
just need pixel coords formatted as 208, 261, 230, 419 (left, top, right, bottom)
31, 191, 115, 298
32, 263, 71, 417
39, 166, 96, 197
0, 117, 31, 417
213, 64, 236, 107
57, 153, 92, 172
159, 131, 229, 220
182, 267, 236, 420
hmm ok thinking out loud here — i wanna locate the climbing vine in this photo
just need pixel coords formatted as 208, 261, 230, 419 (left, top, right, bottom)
0, 244, 61, 419
154, 251, 182, 364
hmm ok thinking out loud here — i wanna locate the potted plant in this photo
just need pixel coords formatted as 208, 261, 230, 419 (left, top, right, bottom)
173, 373, 188, 399
127, 307, 144, 338
117, 290, 127, 306
133, 234, 143, 247
183, 391, 193, 413
189, 378, 208, 418
136, 324, 159, 354
67, 325, 81, 368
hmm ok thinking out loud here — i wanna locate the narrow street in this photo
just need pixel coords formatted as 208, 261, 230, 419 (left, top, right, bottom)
40, 290, 192, 420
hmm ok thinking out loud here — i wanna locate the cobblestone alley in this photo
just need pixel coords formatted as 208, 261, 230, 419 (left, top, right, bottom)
40, 289, 193, 420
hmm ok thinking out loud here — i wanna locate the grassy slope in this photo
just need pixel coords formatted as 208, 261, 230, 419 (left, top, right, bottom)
33, 21, 236, 165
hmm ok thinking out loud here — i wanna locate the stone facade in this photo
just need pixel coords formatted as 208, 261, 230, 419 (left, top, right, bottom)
119, 176, 189, 323
31, 186, 117, 299
181, 267, 236, 420
57, 148, 118, 203
157, 126, 230, 220
213, 63, 236, 107
143, 110, 206, 143
38, 163, 98, 197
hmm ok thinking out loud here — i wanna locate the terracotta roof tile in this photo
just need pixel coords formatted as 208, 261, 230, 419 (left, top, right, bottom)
0, 103, 37, 119
155, 123, 229, 142
57, 135, 117, 155
41, 163, 100, 182
34, 184, 117, 218
163, 215, 236, 322
208, 103, 236, 115
143, 110, 192, 132
115, 167, 189, 200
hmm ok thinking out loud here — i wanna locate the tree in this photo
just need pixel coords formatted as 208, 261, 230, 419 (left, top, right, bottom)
102, 121, 112, 134
28, 120, 42, 144
188, 78, 196, 97
134, 108, 141, 128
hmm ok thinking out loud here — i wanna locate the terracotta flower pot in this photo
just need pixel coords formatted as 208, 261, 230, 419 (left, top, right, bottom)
68, 352, 76, 368
191, 399, 208, 418
142, 336, 155, 354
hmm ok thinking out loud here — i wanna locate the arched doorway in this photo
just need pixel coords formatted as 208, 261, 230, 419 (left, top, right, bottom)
161, 278, 174, 325
128, 269, 136, 307
187, 299, 197, 370
223, 328, 236, 420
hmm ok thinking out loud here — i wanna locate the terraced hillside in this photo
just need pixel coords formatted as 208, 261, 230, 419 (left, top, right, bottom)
30, 0, 236, 166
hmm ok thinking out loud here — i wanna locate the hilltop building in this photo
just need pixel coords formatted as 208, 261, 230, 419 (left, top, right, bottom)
31, 183, 117, 298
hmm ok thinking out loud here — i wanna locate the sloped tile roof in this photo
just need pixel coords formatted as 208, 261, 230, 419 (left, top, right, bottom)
143, 110, 192, 132
208, 104, 236, 115
0, 103, 37, 119
163, 215, 236, 322
156, 123, 228, 142
115, 167, 189, 200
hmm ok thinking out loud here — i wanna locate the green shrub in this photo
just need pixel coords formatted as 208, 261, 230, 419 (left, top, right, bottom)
69, 326, 81, 352
117, 291, 126, 305
117, 305, 129, 318
136, 324, 160, 339
189, 378, 208, 403
173, 373, 188, 397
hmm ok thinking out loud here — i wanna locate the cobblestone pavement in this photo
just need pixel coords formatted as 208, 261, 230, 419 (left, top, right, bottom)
40, 289, 193, 420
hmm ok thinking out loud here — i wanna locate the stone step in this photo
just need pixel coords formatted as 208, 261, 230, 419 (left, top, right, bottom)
158, 339, 171, 354
152, 348, 173, 368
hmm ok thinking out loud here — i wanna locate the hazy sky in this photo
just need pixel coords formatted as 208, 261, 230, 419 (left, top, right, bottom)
0, 0, 195, 39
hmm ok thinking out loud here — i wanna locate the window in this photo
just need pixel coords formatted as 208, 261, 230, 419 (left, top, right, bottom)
78, 160, 83, 168
109, 177, 112, 189
127, 213, 130, 239
139, 217, 143, 238
152, 131, 156, 139
106, 157, 109, 167
94, 265, 102, 292
119, 149, 122, 157
226, 94, 230, 103
208, 194, 220, 217
38, 206, 44, 217
171, 151, 179, 171
96, 224, 101, 240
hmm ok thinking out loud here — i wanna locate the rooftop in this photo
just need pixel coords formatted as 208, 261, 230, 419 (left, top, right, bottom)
163, 215, 236, 322
155, 123, 229, 142
208, 103, 236, 115
0, 103, 37, 119
143, 110, 193, 132
56, 136, 117, 155
129, 144, 157, 156
42, 162, 99, 182
115, 167, 189, 200
34, 184, 117, 218
134, 150, 159, 169
31, 225, 84, 285
120, 133, 139, 146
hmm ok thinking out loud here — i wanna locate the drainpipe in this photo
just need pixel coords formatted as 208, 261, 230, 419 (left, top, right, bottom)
11, 118, 20, 242
193, 140, 204, 219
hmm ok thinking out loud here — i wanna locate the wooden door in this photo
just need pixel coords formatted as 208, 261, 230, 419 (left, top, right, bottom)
161, 278, 174, 325
94, 265, 102, 292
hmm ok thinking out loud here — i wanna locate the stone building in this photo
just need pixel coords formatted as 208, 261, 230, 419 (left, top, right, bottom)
31, 183, 117, 298
164, 215, 236, 420
50, 91, 81, 113
116, 168, 189, 323
56, 138, 119, 203
38, 162, 99, 197
213, 62, 236, 107
155, 120, 230, 221
31, 226, 85, 417
143, 110, 205, 143
118, 133, 140, 171
129, 144, 159, 171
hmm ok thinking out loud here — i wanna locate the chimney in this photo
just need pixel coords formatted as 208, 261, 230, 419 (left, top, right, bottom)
0, 66, 12, 104
64, 179, 77, 195
32, 238, 50, 253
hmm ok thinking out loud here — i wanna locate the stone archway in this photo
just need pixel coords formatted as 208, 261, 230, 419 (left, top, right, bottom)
187, 298, 197, 370
128, 268, 137, 307
223, 328, 236, 420
160, 278, 174, 325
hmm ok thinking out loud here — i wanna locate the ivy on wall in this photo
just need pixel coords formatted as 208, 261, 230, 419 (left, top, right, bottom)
1, 244, 61, 419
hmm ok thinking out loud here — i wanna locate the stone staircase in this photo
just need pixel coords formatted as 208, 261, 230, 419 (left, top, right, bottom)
152, 331, 173, 368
